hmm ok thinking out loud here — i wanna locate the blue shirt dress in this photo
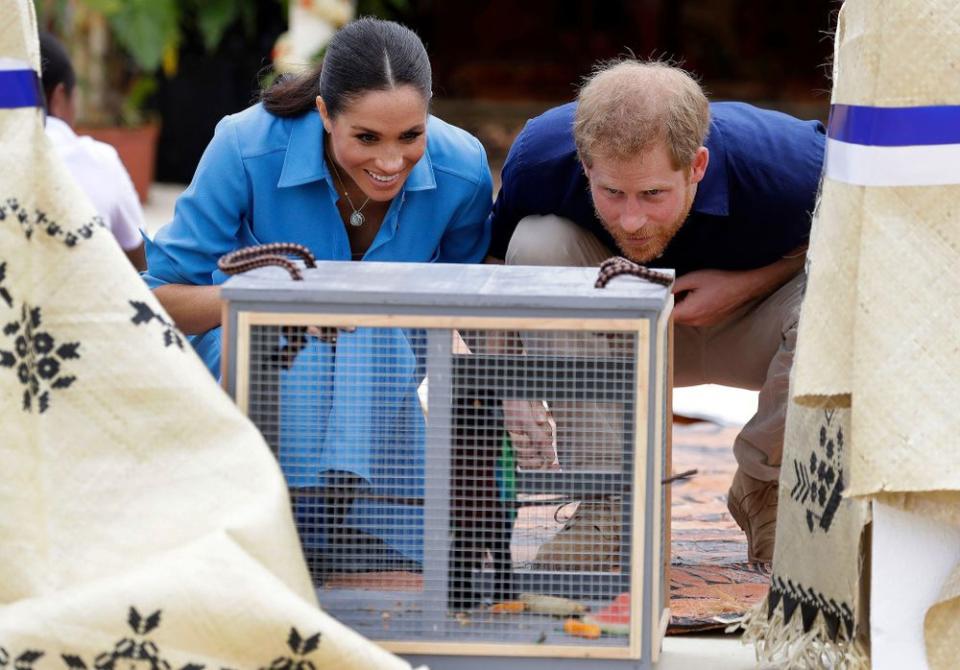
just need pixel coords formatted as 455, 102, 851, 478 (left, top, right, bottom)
144, 104, 493, 563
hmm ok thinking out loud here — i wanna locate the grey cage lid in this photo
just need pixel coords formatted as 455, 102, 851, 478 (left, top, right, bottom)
220, 261, 674, 313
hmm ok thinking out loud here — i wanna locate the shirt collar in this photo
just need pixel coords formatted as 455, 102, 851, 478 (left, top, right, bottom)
277, 110, 436, 192
44, 115, 76, 141
690, 119, 729, 216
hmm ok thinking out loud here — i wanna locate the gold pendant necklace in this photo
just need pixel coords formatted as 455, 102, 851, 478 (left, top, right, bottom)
326, 149, 371, 227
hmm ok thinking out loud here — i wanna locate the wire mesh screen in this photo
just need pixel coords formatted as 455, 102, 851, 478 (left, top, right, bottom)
246, 321, 642, 649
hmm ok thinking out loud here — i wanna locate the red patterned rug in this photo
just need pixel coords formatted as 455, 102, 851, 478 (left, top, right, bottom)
668, 420, 770, 633
323, 420, 770, 633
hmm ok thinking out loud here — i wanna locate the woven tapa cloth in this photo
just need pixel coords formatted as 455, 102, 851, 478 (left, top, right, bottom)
0, 3, 414, 668
741, 405, 869, 668
792, 0, 960, 501
744, 1, 960, 667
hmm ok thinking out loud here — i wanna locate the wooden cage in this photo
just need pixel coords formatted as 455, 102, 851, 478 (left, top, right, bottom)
221, 261, 672, 669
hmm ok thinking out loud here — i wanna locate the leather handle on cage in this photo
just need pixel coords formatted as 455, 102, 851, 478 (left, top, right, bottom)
218, 243, 317, 281
594, 256, 673, 288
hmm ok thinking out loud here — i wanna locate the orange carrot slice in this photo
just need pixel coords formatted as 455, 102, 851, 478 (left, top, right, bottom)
563, 618, 601, 639
489, 601, 526, 613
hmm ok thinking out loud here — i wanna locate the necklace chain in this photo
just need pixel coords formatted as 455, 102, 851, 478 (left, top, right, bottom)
326, 149, 371, 227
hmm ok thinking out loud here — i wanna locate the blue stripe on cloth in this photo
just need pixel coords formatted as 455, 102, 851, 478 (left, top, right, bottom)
828, 104, 960, 147
0, 69, 42, 108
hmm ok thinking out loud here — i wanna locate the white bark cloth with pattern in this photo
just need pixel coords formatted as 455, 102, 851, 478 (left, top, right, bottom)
743, 1, 960, 668
0, 3, 417, 668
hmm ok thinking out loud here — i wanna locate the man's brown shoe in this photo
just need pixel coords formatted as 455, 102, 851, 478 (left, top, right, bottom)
727, 470, 778, 564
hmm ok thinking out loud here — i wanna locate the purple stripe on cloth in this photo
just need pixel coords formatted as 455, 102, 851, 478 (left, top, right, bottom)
0, 69, 42, 108
828, 104, 960, 147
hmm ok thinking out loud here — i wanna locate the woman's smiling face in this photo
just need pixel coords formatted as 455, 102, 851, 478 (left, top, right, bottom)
317, 85, 429, 202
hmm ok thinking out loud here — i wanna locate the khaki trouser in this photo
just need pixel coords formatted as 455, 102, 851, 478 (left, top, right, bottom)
506, 215, 803, 483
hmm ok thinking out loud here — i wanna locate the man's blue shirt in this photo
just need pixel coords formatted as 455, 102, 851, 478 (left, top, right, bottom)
488, 101, 826, 275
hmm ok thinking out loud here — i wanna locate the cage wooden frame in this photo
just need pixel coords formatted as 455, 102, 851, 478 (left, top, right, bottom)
221, 262, 673, 668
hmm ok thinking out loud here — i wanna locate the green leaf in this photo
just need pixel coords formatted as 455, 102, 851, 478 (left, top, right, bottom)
81, 0, 123, 15
34, 0, 76, 34
357, 0, 410, 19
194, 0, 240, 53
120, 74, 158, 126
237, 0, 258, 37
104, 0, 179, 71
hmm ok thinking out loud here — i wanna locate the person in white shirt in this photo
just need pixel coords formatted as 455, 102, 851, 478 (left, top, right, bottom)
39, 32, 147, 271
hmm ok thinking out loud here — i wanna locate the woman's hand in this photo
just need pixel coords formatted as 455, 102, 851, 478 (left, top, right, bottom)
306, 325, 356, 344
152, 284, 223, 335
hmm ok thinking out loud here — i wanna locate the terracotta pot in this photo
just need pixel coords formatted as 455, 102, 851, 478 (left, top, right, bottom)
76, 123, 160, 204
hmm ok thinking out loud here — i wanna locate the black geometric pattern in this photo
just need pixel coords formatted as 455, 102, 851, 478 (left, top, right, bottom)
0, 303, 80, 413
129, 301, 185, 350
61, 607, 200, 670
53, 606, 323, 670
767, 575, 854, 641
789, 408, 844, 533
0, 261, 12, 309
262, 628, 322, 670
0, 197, 106, 248
0, 647, 44, 669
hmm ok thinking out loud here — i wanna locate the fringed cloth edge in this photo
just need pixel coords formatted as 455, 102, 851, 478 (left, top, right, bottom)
738, 596, 869, 670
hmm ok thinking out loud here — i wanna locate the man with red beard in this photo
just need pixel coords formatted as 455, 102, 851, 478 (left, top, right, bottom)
487, 60, 825, 565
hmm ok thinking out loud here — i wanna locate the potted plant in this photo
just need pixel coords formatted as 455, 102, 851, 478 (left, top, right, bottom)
34, 0, 257, 202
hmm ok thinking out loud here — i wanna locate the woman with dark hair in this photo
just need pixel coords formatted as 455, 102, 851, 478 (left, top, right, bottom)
143, 18, 492, 570
146, 18, 490, 366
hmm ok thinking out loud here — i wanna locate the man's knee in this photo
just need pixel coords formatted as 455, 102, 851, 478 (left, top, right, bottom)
505, 215, 612, 267
674, 271, 806, 390
777, 271, 806, 334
